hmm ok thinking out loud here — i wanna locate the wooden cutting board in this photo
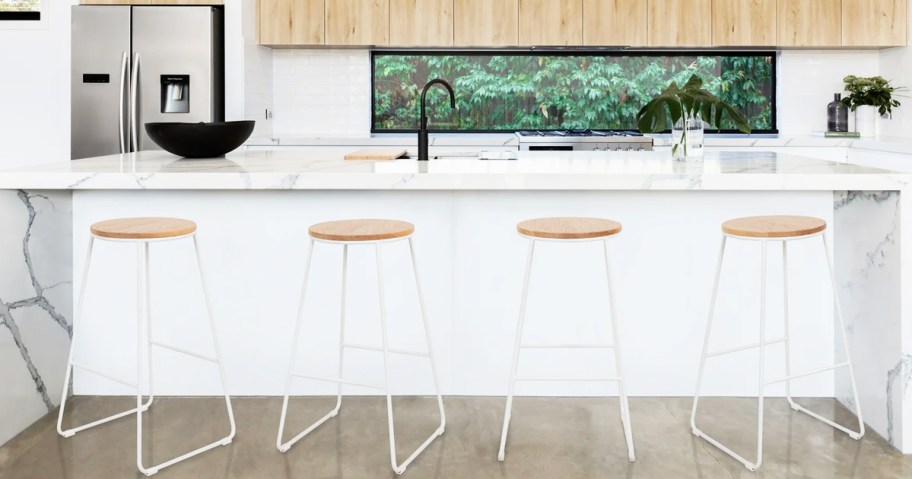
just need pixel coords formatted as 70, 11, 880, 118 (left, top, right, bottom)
344, 148, 408, 160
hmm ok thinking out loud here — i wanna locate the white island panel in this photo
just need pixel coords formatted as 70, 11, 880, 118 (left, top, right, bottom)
0, 150, 909, 453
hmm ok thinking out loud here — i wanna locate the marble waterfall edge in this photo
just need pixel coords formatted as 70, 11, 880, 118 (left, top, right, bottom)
0, 190, 72, 445
834, 191, 906, 449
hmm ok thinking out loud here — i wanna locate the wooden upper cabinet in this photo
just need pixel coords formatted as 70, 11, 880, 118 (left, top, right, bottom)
258, 0, 324, 46
518, 0, 583, 46
647, 0, 713, 47
582, 0, 647, 46
712, 0, 776, 46
390, 0, 454, 46
326, 0, 389, 45
454, 0, 519, 46
843, 0, 908, 47
778, 0, 841, 47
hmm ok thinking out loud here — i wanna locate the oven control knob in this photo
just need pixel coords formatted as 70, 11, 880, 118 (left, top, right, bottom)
592, 146, 600, 151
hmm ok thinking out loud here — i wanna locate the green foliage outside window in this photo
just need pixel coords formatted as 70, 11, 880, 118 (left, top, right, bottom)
373, 53, 774, 132
0, 0, 40, 12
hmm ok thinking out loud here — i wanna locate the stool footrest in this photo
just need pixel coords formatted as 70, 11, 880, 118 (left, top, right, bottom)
707, 337, 786, 358
343, 342, 429, 358
765, 362, 850, 386
290, 373, 385, 390
72, 363, 137, 388
520, 343, 614, 349
151, 341, 217, 363
514, 375, 621, 382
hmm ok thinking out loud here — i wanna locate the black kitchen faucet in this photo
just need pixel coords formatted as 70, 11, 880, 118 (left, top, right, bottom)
418, 79, 455, 161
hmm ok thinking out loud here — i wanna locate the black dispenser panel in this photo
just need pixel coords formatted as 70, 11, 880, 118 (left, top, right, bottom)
161, 75, 190, 113
83, 74, 110, 84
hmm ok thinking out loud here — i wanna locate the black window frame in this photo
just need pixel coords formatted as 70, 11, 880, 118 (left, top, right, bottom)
370, 49, 778, 135
0, 11, 40, 20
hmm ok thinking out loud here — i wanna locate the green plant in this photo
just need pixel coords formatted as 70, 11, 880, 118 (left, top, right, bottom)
841, 75, 902, 117
636, 74, 751, 156
372, 54, 774, 132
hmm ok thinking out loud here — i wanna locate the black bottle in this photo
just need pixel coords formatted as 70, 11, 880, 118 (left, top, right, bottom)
827, 93, 848, 132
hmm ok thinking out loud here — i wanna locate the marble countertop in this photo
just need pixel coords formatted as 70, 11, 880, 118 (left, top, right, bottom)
0, 150, 906, 191
248, 134, 912, 156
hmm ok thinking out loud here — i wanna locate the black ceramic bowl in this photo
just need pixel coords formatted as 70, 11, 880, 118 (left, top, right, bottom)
145, 121, 255, 158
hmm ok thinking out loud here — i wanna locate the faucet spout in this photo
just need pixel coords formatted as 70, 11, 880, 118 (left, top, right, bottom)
418, 79, 456, 161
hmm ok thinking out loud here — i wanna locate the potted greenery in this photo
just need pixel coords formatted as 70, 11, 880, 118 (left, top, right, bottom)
841, 75, 902, 138
637, 74, 751, 159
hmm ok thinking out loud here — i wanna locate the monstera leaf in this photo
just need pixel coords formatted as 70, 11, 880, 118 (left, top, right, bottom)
636, 75, 752, 134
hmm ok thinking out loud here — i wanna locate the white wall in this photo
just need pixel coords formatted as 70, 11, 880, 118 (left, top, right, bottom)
879, 5, 912, 138
269, 49, 884, 138
0, 0, 76, 168
777, 50, 880, 135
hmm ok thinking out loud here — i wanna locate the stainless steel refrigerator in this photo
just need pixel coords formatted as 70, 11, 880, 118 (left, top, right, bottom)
71, 5, 224, 160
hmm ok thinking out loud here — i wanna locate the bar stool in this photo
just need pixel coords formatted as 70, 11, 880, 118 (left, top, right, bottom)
691, 215, 865, 471
498, 217, 635, 462
276, 219, 445, 475
56, 217, 236, 477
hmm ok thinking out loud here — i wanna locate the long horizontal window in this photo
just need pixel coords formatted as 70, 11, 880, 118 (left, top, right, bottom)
0, 0, 40, 20
372, 51, 776, 134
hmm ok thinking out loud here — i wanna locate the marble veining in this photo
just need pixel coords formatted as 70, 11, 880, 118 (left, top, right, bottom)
0, 190, 72, 445
887, 355, 912, 445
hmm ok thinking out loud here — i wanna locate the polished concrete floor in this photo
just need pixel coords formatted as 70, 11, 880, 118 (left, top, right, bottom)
1, 396, 910, 478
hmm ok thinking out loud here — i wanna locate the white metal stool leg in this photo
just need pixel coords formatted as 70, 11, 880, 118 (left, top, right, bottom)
603, 239, 635, 462
498, 239, 535, 462
136, 236, 236, 476
781, 234, 865, 438
277, 238, 445, 475
693, 232, 865, 472
277, 239, 318, 452
57, 237, 154, 438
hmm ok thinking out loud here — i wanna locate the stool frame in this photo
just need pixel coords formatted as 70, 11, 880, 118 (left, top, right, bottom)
498, 233, 635, 463
57, 232, 236, 477
691, 230, 864, 472
276, 234, 445, 475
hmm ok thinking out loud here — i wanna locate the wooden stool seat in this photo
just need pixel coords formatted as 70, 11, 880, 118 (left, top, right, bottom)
517, 217, 622, 240
90, 217, 197, 240
309, 219, 415, 242
722, 215, 826, 238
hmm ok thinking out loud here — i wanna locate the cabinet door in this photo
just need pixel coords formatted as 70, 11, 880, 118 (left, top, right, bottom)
843, 0, 907, 47
258, 0, 324, 46
390, 0, 453, 46
778, 0, 841, 47
712, 0, 776, 46
454, 0, 518, 46
582, 0, 647, 46
647, 0, 712, 47
325, 0, 389, 45
518, 0, 582, 46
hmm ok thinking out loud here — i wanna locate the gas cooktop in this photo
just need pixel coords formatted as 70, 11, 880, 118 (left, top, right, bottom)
516, 129, 645, 137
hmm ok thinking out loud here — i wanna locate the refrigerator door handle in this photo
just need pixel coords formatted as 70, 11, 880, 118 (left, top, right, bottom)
118, 51, 128, 154
130, 52, 141, 152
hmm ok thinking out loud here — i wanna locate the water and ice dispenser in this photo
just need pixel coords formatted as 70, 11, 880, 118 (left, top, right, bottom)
161, 75, 190, 113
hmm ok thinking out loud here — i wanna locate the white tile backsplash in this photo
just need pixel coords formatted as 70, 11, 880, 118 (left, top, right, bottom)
261, 48, 887, 138
272, 49, 372, 137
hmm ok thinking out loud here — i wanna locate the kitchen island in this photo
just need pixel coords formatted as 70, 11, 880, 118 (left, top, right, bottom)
1, 149, 910, 454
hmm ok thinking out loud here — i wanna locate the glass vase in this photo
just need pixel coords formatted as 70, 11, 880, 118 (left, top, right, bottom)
671, 114, 705, 159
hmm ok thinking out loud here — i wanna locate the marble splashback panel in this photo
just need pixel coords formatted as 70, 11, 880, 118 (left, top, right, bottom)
0, 190, 72, 446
